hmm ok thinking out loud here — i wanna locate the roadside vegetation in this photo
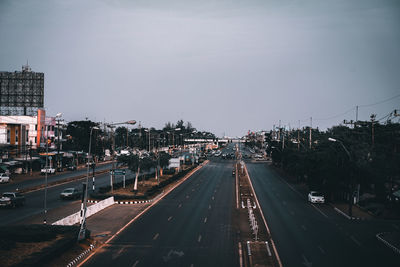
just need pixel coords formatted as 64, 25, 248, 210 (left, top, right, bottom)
249, 120, 400, 217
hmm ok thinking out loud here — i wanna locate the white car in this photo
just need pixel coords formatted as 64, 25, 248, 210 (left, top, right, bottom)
0, 173, 10, 183
308, 191, 325, 203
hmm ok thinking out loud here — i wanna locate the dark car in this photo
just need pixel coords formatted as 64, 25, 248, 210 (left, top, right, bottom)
60, 188, 81, 200
0, 192, 25, 208
66, 164, 77, 171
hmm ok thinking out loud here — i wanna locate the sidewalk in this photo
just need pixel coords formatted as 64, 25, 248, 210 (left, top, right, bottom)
44, 203, 150, 267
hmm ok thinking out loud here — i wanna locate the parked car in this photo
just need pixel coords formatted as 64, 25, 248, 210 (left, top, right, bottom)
66, 164, 77, 171
308, 191, 325, 204
60, 188, 81, 200
0, 192, 25, 207
0, 173, 10, 183
41, 167, 56, 175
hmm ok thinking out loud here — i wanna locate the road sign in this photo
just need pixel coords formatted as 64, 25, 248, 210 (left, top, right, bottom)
111, 169, 126, 175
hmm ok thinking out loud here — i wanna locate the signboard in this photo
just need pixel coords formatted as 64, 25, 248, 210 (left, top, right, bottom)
110, 169, 126, 175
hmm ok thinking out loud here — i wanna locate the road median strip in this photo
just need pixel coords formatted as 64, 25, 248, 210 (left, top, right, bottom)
235, 160, 282, 267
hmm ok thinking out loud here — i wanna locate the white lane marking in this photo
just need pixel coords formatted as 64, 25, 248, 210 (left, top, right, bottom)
302, 254, 312, 267
204, 217, 207, 223
212, 196, 215, 200
238, 242, 243, 267
178, 203, 182, 208
168, 216, 173, 221
192, 188, 195, 192
153, 233, 159, 240
112, 247, 125, 259
214, 190, 217, 193
209, 204, 212, 210
318, 246, 326, 254
186, 195, 189, 199
198, 235, 202, 242
190, 264, 194, 267
350, 235, 362, 247
311, 204, 329, 218
301, 225, 307, 231
132, 260, 139, 267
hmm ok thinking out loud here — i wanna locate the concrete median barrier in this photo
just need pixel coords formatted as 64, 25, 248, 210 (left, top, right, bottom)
52, 197, 115, 226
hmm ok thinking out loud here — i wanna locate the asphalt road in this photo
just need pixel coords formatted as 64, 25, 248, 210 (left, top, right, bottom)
0, 167, 135, 225
0, 162, 113, 192
246, 162, 400, 267
84, 159, 238, 267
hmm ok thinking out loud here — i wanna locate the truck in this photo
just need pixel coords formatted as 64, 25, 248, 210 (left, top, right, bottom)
0, 192, 26, 208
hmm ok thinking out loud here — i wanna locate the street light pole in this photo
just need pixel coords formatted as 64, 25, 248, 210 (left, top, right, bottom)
78, 126, 99, 241
43, 124, 48, 225
56, 113, 62, 171
106, 120, 136, 193
328, 137, 353, 217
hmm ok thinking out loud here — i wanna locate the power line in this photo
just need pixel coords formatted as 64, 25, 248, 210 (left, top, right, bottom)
314, 107, 356, 121
359, 93, 400, 108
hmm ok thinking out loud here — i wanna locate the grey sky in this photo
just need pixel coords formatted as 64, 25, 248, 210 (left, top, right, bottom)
1, 0, 399, 136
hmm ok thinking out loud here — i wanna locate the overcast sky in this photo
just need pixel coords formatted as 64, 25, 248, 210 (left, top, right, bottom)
1, 0, 399, 136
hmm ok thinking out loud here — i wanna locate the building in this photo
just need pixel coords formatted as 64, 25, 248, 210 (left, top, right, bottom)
0, 63, 44, 116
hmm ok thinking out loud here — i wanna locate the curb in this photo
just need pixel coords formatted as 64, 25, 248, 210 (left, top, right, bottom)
244, 163, 283, 267
376, 232, 400, 255
66, 243, 96, 267
88, 192, 164, 205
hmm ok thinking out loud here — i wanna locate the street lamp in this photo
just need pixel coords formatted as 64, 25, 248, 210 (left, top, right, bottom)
174, 128, 181, 148
144, 128, 151, 152
328, 137, 354, 217
55, 113, 62, 172
106, 120, 136, 193
78, 126, 99, 241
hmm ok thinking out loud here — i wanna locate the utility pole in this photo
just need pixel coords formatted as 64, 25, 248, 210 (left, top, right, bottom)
309, 117, 312, 149
278, 120, 281, 141
355, 106, 359, 126
371, 114, 376, 147
126, 127, 129, 148
297, 120, 300, 151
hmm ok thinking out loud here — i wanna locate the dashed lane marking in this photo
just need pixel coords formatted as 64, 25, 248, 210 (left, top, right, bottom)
318, 246, 326, 255
168, 216, 173, 221
209, 205, 212, 210
350, 235, 362, 247
204, 217, 207, 223
132, 260, 139, 267
178, 203, 182, 208
153, 233, 159, 240
198, 235, 202, 242
311, 204, 329, 218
